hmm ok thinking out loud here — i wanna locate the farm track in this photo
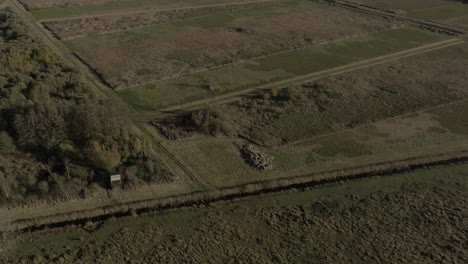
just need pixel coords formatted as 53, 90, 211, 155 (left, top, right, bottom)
3, 150, 468, 232
148, 38, 465, 120
37, 0, 282, 22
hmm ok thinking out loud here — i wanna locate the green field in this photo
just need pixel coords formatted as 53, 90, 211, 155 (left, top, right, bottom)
29, 0, 265, 20
118, 27, 449, 111
3, 163, 467, 263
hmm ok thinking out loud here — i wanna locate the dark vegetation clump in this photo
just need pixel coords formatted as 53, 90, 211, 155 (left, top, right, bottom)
0, 9, 171, 205
153, 106, 238, 139
239, 144, 274, 171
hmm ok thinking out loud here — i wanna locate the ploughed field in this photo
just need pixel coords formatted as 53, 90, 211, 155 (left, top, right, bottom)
2, 163, 467, 263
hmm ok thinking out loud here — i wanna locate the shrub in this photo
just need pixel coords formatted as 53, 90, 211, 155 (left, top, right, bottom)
37, 181, 49, 195
0, 131, 15, 153
190, 107, 236, 136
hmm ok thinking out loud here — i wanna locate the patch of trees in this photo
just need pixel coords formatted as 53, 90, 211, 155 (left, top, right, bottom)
0, 9, 172, 205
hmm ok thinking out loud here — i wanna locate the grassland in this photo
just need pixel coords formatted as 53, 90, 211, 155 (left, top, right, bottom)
160, 100, 468, 188
43, 1, 281, 40
119, 27, 448, 111
151, 40, 468, 188
408, 4, 468, 27
24, 0, 265, 20
351, 0, 459, 11
5, 0, 468, 254
2, 163, 467, 263
351, 0, 468, 27
64, 0, 401, 88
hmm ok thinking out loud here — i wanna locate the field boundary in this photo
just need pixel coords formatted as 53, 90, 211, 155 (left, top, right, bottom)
3, 150, 468, 232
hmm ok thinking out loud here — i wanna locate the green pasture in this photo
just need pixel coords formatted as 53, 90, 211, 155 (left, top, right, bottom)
118, 27, 449, 112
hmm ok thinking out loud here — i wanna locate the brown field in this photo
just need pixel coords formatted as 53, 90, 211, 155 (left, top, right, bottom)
64, 2, 400, 88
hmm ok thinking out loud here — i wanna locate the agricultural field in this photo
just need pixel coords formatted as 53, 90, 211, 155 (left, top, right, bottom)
154, 42, 468, 187
351, 0, 463, 12
409, 4, 468, 28
20, 0, 265, 19
43, 2, 280, 40
62, 0, 404, 88
119, 27, 450, 111
2, 163, 467, 263
2, 0, 468, 261
351, 0, 468, 28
